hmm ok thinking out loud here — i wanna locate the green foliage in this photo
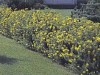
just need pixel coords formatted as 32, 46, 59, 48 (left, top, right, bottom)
95, 0, 100, 2
72, 0, 100, 22
0, 7, 100, 75
2, 0, 44, 9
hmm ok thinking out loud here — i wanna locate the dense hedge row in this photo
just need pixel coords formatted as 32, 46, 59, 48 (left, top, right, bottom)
0, 7, 100, 75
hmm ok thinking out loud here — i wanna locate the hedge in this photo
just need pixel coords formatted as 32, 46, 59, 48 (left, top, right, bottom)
0, 7, 100, 75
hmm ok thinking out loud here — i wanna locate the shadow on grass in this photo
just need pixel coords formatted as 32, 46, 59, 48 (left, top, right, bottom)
0, 55, 17, 65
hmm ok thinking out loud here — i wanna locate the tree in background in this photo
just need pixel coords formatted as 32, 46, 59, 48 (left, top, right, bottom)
72, 0, 100, 22
1, 0, 45, 10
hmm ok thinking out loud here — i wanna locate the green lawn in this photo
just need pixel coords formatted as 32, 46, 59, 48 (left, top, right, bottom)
43, 9, 73, 17
0, 35, 77, 75
53, 9, 72, 17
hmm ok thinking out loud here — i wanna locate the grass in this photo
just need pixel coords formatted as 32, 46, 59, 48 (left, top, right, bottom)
53, 9, 72, 17
43, 9, 73, 17
0, 35, 77, 75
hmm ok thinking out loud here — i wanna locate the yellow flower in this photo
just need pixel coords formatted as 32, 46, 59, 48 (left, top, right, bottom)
95, 37, 100, 42
56, 51, 59, 53
53, 53, 57, 56
59, 54, 63, 57
93, 58, 96, 61
67, 53, 73, 56
86, 69, 89, 72
88, 51, 91, 54
77, 32, 82, 35
80, 26, 84, 29
48, 54, 51, 58
83, 71, 86, 73
68, 59, 73, 63
86, 40, 92, 43
53, 17, 58, 21
74, 19, 77, 23
75, 46, 80, 51
62, 49, 67, 52
67, 17, 72, 20
86, 63, 89, 66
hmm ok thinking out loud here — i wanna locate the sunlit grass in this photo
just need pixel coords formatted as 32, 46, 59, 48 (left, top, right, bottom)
42, 9, 72, 17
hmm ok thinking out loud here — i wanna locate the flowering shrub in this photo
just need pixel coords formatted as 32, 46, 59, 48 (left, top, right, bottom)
0, 7, 100, 75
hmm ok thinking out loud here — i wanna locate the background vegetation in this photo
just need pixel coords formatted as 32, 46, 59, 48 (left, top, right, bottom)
72, 0, 100, 22
0, 0, 44, 9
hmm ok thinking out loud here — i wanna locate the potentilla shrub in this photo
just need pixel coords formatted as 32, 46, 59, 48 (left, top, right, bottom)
0, 7, 100, 75
0, 7, 12, 37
